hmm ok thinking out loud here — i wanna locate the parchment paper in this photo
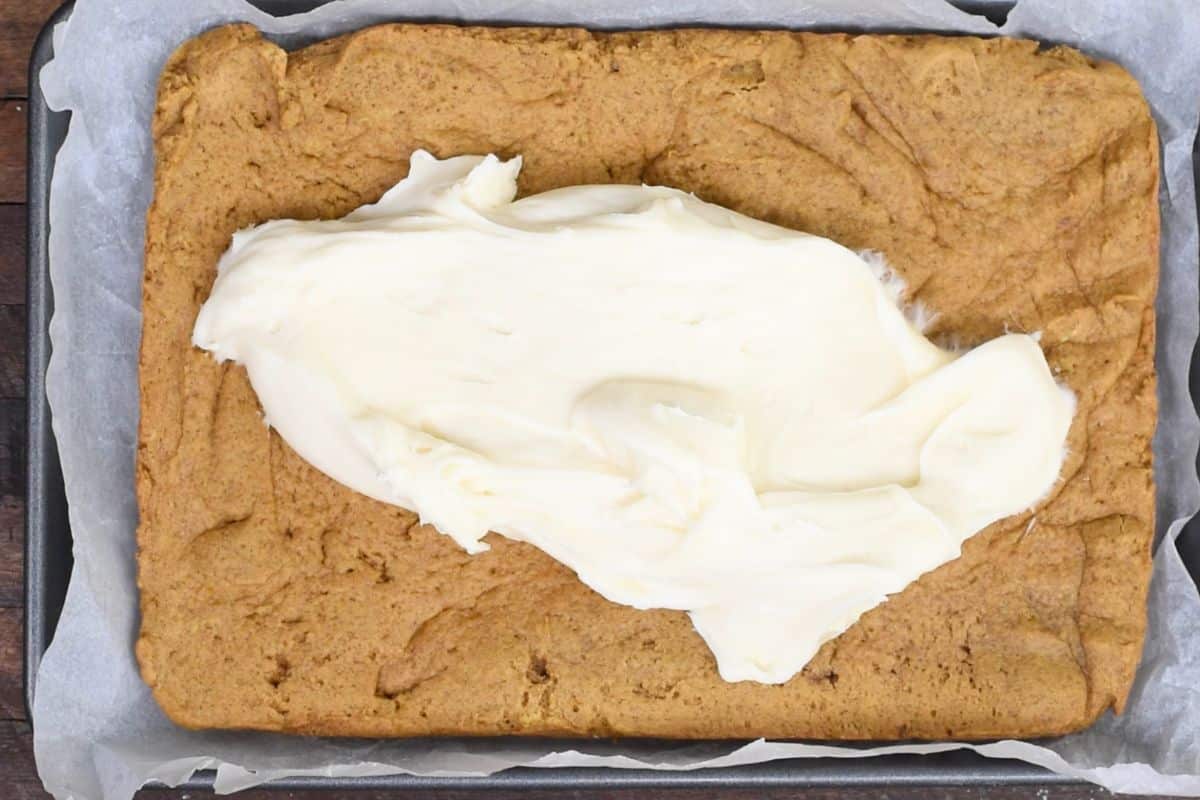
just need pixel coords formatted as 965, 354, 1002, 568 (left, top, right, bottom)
30, 1, 1200, 798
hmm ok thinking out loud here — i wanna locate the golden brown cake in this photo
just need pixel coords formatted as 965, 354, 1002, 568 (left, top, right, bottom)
136, 23, 1159, 739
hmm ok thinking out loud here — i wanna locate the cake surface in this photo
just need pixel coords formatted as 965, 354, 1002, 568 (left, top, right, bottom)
137, 23, 1160, 739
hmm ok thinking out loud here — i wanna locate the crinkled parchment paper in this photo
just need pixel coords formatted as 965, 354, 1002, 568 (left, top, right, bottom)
30, 0, 1200, 797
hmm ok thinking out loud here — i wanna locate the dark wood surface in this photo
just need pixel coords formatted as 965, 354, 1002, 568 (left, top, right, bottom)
0, 2, 1175, 798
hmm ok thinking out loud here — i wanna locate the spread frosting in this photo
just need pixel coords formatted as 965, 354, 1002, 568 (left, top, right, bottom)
193, 151, 1074, 684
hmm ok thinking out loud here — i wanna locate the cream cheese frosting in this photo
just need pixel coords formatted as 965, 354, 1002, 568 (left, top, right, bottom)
193, 151, 1074, 684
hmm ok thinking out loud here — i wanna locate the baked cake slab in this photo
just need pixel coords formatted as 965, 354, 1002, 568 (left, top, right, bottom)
136, 23, 1159, 739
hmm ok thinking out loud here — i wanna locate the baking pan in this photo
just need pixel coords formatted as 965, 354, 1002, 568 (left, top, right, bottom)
28, 0, 1183, 791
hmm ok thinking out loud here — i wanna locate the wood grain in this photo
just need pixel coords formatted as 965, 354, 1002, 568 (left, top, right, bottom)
0, 0, 60, 98
0, 721, 43, 800
0, 203, 25, 618
0, 101, 26, 202
0, 607, 22, 719
0, 205, 27, 304
0, 399, 24, 500
0, 494, 22, 610
0, 306, 25, 400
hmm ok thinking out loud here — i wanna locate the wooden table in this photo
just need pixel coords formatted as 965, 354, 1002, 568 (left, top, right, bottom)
0, 1, 1177, 798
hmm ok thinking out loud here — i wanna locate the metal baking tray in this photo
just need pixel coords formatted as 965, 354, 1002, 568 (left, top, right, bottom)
27, 0, 1195, 791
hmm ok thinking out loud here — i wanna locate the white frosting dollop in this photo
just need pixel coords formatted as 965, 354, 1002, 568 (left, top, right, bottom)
193, 151, 1074, 684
